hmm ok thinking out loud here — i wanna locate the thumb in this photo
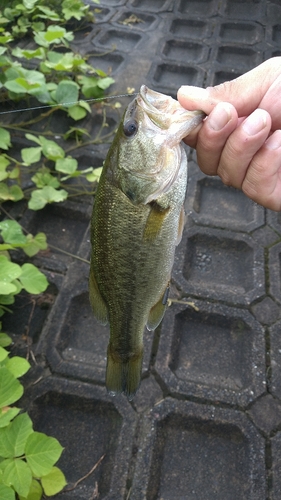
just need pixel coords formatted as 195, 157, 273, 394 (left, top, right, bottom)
178, 57, 281, 123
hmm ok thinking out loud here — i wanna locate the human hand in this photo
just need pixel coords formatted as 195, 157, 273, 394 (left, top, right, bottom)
177, 57, 281, 211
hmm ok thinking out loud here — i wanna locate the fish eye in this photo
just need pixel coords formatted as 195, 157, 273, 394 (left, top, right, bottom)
123, 119, 138, 137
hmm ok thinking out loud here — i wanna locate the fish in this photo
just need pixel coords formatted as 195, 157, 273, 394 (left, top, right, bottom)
89, 85, 204, 399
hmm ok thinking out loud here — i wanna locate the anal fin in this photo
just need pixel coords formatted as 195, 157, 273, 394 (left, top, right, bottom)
89, 266, 108, 325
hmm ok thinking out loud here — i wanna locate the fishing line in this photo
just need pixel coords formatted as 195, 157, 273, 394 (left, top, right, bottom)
0, 92, 139, 116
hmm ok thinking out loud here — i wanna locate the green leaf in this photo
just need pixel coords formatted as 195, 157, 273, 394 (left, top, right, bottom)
0, 34, 13, 44
25, 134, 41, 146
0, 244, 13, 251
63, 126, 90, 140
0, 183, 10, 201
55, 157, 77, 174
34, 25, 73, 47
86, 166, 103, 183
36, 6, 61, 21
6, 357, 30, 378
55, 80, 79, 108
23, 0, 38, 8
0, 484, 15, 500
23, 232, 47, 257
0, 156, 10, 181
9, 167, 20, 180
41, 466, 67, 495
0, 345, 8, 362
18, 479, 42, 500
21, 147, 42, 165
44, 51, 75, 71
62, 0, 89, 20
31, 168, 59, 189
28, 186, 67, 210
10, 185, 24, 201
0, 407, 20, 428
0, 128, 11, 150
78, 100, 91, 113
39, 137, 64, 161
2, 458, 32, 497
0, 164, 11, 179
0, 333, 12, 348
12, 47, 45, 60
5, 78, 40, 94
19, 264, 48, 294
0, 294, 15, 306
0, 282, 17, 295
0, 366, 23, 407
0, 255, 22, 283
67, 104, 87, 121
0, 184, 24, 202
31, 21, 45, 33
5, 70, 47, 99
98, 76, 115, 90
0, 413, 33, 458
0, 220, 26, 245
45, 26, 66, 42
45, 82, 57, 92
79, 75, 98, 98
25, 432, 64, 477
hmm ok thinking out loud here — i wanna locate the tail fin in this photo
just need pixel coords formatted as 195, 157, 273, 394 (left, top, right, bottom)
106, 345, 143, 400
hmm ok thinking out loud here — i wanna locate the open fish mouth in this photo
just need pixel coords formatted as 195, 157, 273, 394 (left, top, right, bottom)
139, 85, 172, 113
138, 84, 204, 127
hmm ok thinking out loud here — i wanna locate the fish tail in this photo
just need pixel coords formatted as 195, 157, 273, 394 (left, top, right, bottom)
106, 344, 143, 400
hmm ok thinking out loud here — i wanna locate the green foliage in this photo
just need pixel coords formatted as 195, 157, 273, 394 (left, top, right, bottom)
0, 332, 67, 499
0, 220, 47, 256
0, 256, 48, 316
0, 219, 49, 316
0, 0, 113, 115
0, 131, 102, 209
0, 0, 109, 209
0, 1, 108, 497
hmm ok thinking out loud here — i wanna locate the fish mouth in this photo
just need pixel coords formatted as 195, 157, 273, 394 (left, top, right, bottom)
138, 84, 204, 127
139, 85, 171, 113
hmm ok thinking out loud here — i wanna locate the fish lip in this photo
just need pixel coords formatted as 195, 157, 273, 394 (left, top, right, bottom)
139, 85, 167, 115
138, 84, 205, 122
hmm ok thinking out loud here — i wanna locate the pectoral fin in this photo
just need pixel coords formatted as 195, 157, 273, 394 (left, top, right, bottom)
143, 203, 169, 242
146, 284, 170, 331
89, 266, 108, 325
176, 206, 185, 245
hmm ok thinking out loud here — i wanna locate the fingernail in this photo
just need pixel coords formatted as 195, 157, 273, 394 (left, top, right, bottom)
207, 103, 232, 131
242, 109, 267, 136
265, 131, 281, 150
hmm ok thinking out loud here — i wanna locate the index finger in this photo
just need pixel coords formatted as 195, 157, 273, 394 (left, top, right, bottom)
177, 57, 281, 123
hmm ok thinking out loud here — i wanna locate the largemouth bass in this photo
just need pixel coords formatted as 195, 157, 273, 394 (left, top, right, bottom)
90, 85, 204, 399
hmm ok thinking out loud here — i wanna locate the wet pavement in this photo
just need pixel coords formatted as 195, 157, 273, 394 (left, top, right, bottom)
3, 0, 281, 498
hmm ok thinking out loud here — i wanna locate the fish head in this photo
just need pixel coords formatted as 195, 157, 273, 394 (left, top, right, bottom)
110, 85, 205, 205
